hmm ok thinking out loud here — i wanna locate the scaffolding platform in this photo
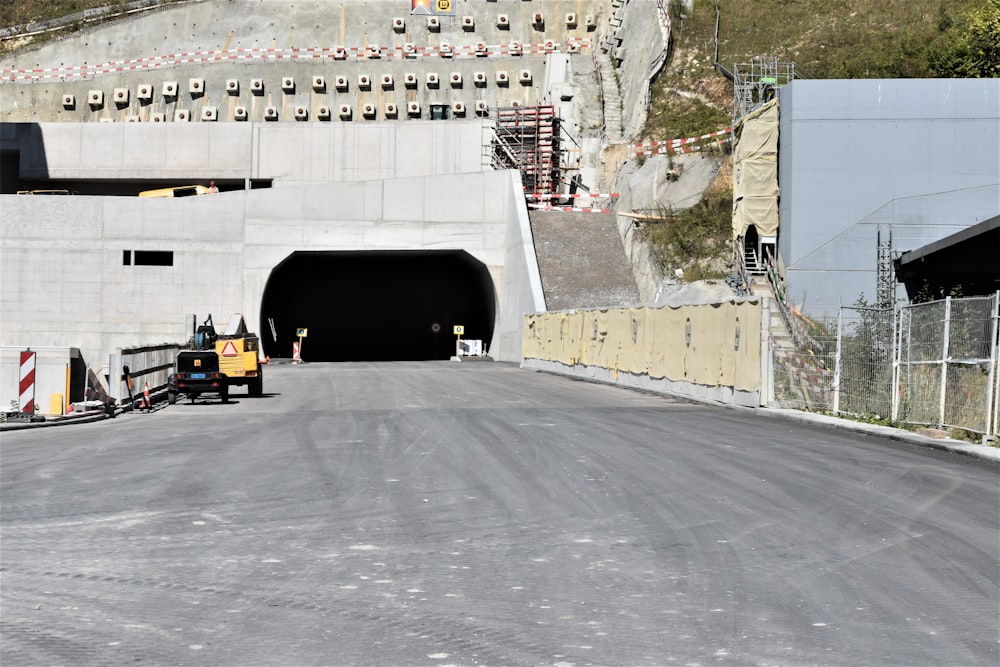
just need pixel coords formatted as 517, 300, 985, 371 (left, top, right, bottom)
489, 105, 562, 195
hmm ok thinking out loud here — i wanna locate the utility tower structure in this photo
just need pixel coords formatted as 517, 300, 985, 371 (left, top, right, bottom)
732, 56, 796, 123
876, 225, 895, 309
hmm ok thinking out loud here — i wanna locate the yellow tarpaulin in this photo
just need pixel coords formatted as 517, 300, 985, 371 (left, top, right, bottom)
732, 99, 779, 239
524, 300, 762, 392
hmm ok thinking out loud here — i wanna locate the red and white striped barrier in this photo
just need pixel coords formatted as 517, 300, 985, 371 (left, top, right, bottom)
525, 192, 619, 200
528, 204, 614, 213
18, 350, 36, 414
629, 128, 733, 157
2, 39, 595, 83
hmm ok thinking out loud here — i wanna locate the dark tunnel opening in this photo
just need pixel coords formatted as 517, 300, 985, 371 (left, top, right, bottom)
260, 250, 497, 362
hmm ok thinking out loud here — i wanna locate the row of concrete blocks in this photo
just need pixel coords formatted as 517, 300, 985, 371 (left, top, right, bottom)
89, 100, 506, 122
66, 70, 540, 109
390, 12, 596, 32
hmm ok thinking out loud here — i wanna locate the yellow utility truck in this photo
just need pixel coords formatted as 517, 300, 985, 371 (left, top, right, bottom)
215, 314, 264, 397
187, 314, 263, 397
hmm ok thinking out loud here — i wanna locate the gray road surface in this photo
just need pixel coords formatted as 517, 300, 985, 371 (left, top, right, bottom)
2, 362, 998, 666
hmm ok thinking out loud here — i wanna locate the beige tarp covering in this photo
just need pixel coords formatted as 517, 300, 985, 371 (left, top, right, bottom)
733, 99, 779, 239
523, 300, 762, 392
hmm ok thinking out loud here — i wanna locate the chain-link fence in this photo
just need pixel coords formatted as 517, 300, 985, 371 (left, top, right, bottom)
833, 306, 894, 419
770, 292, 999, 438
769, 301, 837, 412
894, 294, 999, 436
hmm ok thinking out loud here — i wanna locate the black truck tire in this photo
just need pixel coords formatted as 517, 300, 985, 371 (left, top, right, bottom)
167, 390, 176, 405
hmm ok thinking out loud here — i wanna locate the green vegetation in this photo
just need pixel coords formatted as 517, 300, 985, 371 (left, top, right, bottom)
1, 1, 124, 28
643, 0, 997, 143
0, 0, 164, 51
639, 0, 997, 281
637, 185, 732, 281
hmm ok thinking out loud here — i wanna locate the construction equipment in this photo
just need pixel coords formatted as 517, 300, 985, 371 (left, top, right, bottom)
168, 349, 229, 404
187, 314, 263, 397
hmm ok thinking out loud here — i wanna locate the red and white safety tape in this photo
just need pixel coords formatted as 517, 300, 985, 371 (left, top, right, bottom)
631, 127, 733, 150
630, 127, 733, 157
528, 204, 614, 213
525, 192, 619, 200
2, 39, 594, 83
630, 132, 733, 158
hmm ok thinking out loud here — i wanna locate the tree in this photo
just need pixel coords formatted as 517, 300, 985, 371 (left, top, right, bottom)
930, 0, 1000, 77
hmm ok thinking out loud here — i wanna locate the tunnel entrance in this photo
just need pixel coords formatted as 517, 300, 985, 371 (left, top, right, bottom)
260, 250, 496, 362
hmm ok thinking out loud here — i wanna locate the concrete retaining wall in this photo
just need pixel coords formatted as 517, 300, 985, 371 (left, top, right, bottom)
521, 298, 765, 407
2, 119, 487, 183
0, 165, 536, 374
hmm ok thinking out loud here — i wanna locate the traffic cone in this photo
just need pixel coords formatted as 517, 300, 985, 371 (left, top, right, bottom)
142, 382, 151, 412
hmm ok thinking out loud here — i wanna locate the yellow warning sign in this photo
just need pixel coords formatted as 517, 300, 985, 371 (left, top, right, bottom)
221, 340, 239, 357
453, 325, 464, 335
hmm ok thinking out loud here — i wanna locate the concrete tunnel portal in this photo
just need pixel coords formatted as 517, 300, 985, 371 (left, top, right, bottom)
260, 250, 497, 362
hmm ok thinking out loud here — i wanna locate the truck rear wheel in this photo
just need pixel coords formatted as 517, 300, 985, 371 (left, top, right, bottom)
221, 386, 229, 404
167, 390, 176, 405
249, 375, 263, 397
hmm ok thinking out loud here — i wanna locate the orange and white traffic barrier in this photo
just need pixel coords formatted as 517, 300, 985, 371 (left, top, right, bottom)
142, 382, 151, 411
292, 341, 301, 364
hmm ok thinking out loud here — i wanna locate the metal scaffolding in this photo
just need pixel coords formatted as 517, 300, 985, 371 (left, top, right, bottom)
876, 224, 895, 308
732, 57, 795, 123
489, 105, 561, 194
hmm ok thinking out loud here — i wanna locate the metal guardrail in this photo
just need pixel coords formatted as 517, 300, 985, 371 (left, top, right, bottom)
113, 343, 181, 405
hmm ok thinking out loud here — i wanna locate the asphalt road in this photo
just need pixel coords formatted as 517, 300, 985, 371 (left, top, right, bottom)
1, 362, 997, 666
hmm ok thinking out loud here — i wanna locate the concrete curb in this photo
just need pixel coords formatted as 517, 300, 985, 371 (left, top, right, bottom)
0, 410, 111, 431
755, 407, 1000, 463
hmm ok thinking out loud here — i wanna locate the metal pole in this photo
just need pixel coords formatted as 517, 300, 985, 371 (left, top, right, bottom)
983, 291, 999, 438
891, 305, 901, 422
938, 297, 951, 428
832, 307, 843, 414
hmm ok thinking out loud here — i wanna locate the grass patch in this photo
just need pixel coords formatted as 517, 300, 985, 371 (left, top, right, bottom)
1, 1, 122, 28
637, 186, 733, 281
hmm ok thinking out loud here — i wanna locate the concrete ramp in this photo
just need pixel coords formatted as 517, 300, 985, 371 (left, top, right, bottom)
529, 211, 640, 311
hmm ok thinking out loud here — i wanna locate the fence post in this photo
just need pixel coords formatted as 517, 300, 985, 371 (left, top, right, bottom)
985, 291, 999, 438
892, 307, 902, 422
108, 352, 119, 402
832, 308, 843, 414
938, 296, 951, 428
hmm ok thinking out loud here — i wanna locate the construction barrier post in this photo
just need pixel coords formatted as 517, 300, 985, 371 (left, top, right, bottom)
19, 349, 36, 415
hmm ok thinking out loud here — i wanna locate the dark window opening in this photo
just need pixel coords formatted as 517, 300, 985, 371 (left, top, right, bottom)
430, 104, 450, 120
122, 250, 132, 265
133, 250, 174, 266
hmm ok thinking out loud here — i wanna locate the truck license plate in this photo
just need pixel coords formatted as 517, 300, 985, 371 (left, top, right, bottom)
190, 373, 206, 379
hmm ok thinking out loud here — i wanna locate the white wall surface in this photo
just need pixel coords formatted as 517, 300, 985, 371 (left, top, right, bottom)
778, 79, 1000, 318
